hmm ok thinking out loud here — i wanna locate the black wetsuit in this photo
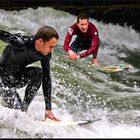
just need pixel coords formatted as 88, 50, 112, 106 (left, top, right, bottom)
0, 29, 52, 111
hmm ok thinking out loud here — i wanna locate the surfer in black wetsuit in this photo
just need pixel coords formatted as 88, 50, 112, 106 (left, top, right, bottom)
0, 26, 60, 121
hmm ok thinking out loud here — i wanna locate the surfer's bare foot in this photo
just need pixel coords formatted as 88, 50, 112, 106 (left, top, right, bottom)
45, 110, 60, 122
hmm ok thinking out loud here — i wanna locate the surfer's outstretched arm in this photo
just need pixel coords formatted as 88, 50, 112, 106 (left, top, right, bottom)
0, 29, 25, 47
0, 29, 13, 43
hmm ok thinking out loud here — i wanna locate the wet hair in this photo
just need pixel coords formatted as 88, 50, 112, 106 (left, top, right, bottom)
35, 25, 59, 41
77, 13, 89, 23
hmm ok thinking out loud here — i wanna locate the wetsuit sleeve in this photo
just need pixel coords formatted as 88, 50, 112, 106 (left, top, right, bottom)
79, 24, 99, 59
41, 53, 52, 110
63, 27, 74, 52
0, 29, 25, 47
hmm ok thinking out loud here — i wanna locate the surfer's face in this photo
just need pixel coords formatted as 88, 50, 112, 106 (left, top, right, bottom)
35, 37, 58, 56
77, 18, 89, 33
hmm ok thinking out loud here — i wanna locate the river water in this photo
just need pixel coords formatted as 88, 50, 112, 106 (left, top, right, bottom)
0, 7, 140, 138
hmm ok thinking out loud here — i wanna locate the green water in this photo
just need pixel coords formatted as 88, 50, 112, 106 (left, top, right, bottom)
0, 41, 6, 54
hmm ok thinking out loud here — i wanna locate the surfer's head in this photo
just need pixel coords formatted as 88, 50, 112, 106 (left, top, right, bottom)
35, 26, 59, 56
77, 13, 89, 33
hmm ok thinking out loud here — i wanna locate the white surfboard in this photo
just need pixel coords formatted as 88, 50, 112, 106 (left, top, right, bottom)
37, 118, 100, 127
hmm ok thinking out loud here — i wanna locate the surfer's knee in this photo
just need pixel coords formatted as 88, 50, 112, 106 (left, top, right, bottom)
28, 67, 43, 82
1, 89, 22, 109
34, 67, 43, 81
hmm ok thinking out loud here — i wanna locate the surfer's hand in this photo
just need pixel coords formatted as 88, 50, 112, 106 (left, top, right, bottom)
68, 50, 78, 60
45, 110, 60, 121
68, 50, 80, 61
68, 50, 76, 56
91, 58, 100, 66
68, 54, 79, 60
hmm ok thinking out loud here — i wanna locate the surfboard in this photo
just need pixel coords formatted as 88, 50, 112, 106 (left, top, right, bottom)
37, 118, 100, 127
93, 64, 133, 73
